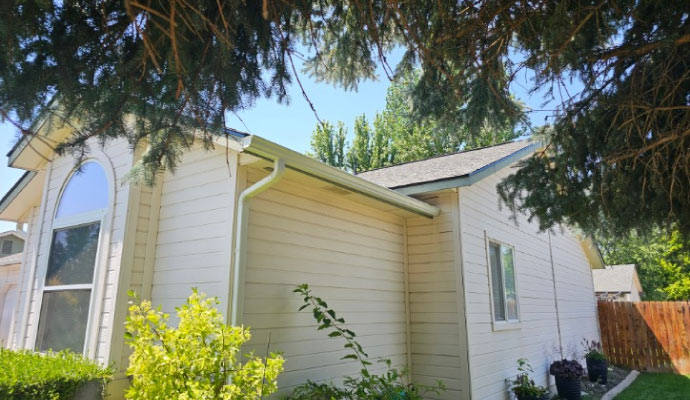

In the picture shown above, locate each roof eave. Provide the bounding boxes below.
[393,142,541,195]
[0,171,36,213]
[240,135,440,218]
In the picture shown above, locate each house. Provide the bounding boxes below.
[592,264,643,301]
[0,230,24,257]
[0,114,603,400]
[0,230,25,347]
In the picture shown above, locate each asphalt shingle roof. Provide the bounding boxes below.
[356,140,534,188]
[592,264,637,293]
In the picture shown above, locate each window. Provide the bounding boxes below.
[1,239,12,255]
[488,241,519,323]
[35,162,108,353]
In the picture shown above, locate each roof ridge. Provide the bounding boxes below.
[356,139,531,175]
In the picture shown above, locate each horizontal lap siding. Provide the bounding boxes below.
[406,192,469,400]
[151,148,237,316]
[242,168,407,394]
[459,168,599,400]
[10,206,38,349]
[550,231,599,356]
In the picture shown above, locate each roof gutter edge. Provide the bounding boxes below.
[240,135,440,218]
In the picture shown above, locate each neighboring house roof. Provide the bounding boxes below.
[0,252,22,266]
[0,230,25,241]
[592,264,643,294]
[357,140,538,194]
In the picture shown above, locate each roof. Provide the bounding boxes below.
[357,140,538,194]
[0,230,26,241]
[592,264,641,294]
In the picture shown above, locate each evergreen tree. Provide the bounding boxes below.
[1,1,689,234]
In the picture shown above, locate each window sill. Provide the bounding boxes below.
[492,321,522,331]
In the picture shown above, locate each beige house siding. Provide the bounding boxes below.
[0,260,21,347]
[9,206,39,349]
[150,147,238,316]
[241,166,409,394]
[406,191,469,400]
[458,167,599,400]
[12,138,134,363]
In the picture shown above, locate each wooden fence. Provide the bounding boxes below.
[597,301,690,374]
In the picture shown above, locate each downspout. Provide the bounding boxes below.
[229,158,285,326]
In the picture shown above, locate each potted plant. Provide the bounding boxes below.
[549,359,584,400]
[583,339,608,384]
[509,358,550,400]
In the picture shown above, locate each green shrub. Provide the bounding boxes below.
[0,348,111,400]
[286,284,445,400]
[125,288,284,400]
[583,338,607,361]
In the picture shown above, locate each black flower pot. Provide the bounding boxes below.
[516,394,550,400]
[586,358,608,384]
[555,375,581,400]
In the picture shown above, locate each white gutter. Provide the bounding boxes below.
[229,158,285,326]
[239,135,440,218]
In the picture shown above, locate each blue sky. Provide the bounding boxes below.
[0,50,572,231]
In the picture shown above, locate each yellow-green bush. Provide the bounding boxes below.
[125,289,284,400]
[0,348,111,400]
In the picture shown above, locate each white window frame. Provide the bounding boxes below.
[32,159,112,356]
[485,233,521,331]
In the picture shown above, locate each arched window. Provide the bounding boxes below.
[35,162,109,353]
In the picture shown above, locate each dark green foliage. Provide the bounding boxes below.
[288,284,445,400]
[0,348,111,400]
[509,358,549,399]
[597,227,690,300]
[582,339,606,362]
[1,0,689,234]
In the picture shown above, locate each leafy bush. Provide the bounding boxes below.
[549,359,584,379]
[0,348,111,400]
[582,339,607,361]
[509,358,549,399]
[125,289,284,400]
[286,284,445,400]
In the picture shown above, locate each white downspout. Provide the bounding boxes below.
[229,158,285,326]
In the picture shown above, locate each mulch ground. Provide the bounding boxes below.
[580,365,630,400]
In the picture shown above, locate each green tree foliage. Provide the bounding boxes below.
[307,121,347,169]
[598,228,690,300]
[125,289,284,400]
[310,71,520,172]
[1,1,689,233]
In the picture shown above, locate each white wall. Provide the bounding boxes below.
[150,146,237,316]
[9,206,38,349]
[406,191,470,400]
[0,262,20,347]
[458,166,599,400]
[241,167,409,395]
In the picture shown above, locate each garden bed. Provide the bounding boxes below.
[579,364,630,399]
